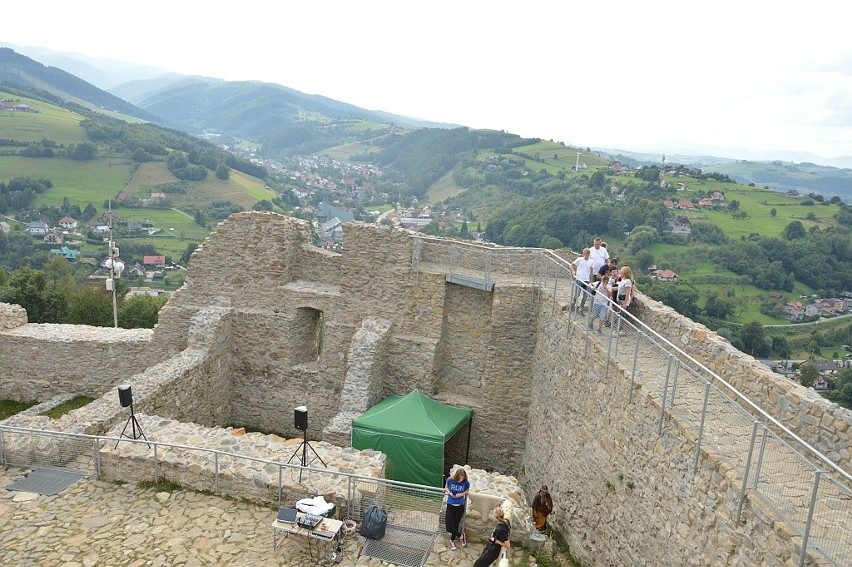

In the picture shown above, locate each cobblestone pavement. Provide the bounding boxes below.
[0,468,484,567]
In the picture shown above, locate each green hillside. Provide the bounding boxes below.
[703,159,852,202]
[0,88,273,263]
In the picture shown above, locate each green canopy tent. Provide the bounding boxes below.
[351,390,473,487]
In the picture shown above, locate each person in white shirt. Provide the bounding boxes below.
[589,237,609,280]
[570,248,595,311]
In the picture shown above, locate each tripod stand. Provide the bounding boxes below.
[115,403,148,448]
[287,428,326,482]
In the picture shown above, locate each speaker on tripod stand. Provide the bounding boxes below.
[287,406,326,481]
[115,385,148,448]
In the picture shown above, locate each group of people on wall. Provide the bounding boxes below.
[444,468,553,567]
[570,237,636,331]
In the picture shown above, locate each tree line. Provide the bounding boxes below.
[0,259,167,328]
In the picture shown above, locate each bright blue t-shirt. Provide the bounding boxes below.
[446,479,470,506]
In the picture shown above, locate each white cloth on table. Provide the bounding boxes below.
[295,495,334,515]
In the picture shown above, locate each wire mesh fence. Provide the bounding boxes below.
[0,425,447,561]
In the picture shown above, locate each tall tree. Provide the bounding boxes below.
[65,286,114,326]
[740,321,770,358]
[118,294,168,329]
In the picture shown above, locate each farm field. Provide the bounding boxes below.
[3,155,134,206]
[0,91,88,145]
[124,162,274,211]
[426,170,465,203]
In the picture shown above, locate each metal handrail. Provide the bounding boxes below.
[413,234,851,484]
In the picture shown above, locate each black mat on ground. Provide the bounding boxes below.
[361,525,436,567]
[6,466,85,496]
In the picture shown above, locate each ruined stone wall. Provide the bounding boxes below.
[640,298,852,473]
[0,319,156,402]
[1,212,847,565]
[436,284,540,473]
[523,302,812,566]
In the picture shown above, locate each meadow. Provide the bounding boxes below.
[0,90,88,145]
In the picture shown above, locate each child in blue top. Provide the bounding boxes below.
[445,467,470,550]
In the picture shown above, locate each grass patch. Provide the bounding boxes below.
[426,170,467,204]
[0,399,39,420]
[0,91,89,145]
[540,525,583,567]
[40,395,95,419]
[138,478,183,493]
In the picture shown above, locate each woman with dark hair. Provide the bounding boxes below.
[473,506,511,567]
[531,485,553,531]
[444,468,470,550]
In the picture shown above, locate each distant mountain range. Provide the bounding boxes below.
[1,43,851,198]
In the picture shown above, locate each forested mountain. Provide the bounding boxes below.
[129,77,456,156]
[0,48,157,121]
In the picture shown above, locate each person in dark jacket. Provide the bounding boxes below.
[531,485,553,531]
[473,506,511,567]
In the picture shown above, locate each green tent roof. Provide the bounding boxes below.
[351,389,472,486]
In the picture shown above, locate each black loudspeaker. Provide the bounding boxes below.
[118,385,133,408]
[294,406,308,431]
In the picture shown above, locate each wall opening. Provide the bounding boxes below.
[294,307,324,363]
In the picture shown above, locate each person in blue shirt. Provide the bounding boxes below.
[444,467,470,550]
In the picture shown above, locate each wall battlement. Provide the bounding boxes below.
[1,212,848,566]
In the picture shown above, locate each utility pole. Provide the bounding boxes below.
[106,200,124,328]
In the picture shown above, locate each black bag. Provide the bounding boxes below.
[360,505,387,539]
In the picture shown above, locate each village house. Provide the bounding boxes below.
[0,221,10,234]
[59,216,77,230]
[813,298,845,314]
[698,198,714,207]
[651,269,679,282]
[143,255,167,268]
[677,200,695,210]
[321,217,344,241]
[43,230,64,245]
[663,216,691,235]
[150,192,166,200]
[26,221,49,236]
[49,246,79,261]
[785,302,805,320]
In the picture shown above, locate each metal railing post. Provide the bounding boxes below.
[753,428,769,490]
[614,311,623,355]
[799,471,822,567]
[694,381,711,472]
[658,355,674,434]
[485,251,493,291]
[669,359,681,408]
[552,267,559,314]
[94,438,101,478]
[214,451,220,493]
[278,465,283,505]
[348,476,355,519]
[736,421,761,523]
[0,427,6,468]
[628,331,642,404]
[153,443,159,481]
[566,279,576,328]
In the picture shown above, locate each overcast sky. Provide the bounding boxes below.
[4,1,851,165]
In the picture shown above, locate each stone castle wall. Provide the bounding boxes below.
[0,323,157,402]
[641,299,851,472]
[524,305,812,566]
[0,212,849,565]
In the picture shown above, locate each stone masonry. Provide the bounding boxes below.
[0,211,849,566]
